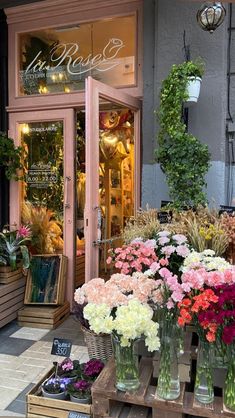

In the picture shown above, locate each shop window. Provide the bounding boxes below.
[19,15,136,96]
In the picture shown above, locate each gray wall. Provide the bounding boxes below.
[142,0,228,209]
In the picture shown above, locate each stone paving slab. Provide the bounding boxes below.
[10,327,49,341]
[0,316,88,414]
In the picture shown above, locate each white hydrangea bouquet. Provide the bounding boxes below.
[181,249,231,273]
[83,299,160,352]
[78,280,160,392]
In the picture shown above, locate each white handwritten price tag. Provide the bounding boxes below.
[51,338,72,357]
[68,412,91,418]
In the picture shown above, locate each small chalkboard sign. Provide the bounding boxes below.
[158,211,172,224]
[161,200,172,208]
[68,412,91,418]
[219,205,235,216]
[51,338,72,357]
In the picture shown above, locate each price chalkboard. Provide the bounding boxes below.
[68,412,91,418]
[219,205,235,216]
[161,200,172,208]
[157,211,172,224]
[51,338,72,357]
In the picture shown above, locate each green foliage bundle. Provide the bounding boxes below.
[0,132,23,180]
[155,60,211,210]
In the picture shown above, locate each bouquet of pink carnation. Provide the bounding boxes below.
[106,240,159,274]
[74,273,164,311]
[153,231,190,276]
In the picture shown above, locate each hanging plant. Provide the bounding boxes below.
[0,132,23,180]
[155,60,211,210]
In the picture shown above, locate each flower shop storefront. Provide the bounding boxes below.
[5,0,143,304]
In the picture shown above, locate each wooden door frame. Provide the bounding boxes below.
[85,76,141,281]
[8,109,76,306]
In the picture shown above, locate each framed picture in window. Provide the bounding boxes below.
[24,254,67,305]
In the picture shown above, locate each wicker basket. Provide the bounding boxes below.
[81,325,113,363]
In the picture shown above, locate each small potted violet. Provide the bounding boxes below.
[66,380,92,404]
[41,377,67,400]
[57,358,82,383]
[82,359,104,381]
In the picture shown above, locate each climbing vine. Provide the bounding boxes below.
[155,60,211,209]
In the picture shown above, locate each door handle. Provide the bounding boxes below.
[64,176,71,209]
[92,206,102,245]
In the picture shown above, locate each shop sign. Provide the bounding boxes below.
[21,38,125,81]
[26,162,58,189]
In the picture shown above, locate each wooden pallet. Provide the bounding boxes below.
[75,254,85,287]
[18,301,70,329]
[0,265,23,284]
[0,276,26,328]
[92,355,233,418]
[27,367,92,418]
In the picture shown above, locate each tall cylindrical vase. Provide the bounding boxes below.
[156,320,180,400]
[194,338,214,404]
[224,346,235,411]
[112,334,140,392]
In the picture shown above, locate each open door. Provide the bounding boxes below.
[85,76,141,281]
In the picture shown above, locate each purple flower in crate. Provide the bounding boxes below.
[74,380,91,391]
[61,358,74,371]
[83,359,104,378]
[43,377,66,394]
[67,379,91,399]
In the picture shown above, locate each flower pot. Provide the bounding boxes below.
[69,394,91,404]
[41,386,66,400]
[185,77,201,105]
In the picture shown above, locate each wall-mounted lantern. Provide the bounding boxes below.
[197,2,226,33]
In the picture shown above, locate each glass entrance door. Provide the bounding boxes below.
[85,77,141,280]
[9,109,75,304]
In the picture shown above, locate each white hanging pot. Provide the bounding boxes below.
[185,76,202,105]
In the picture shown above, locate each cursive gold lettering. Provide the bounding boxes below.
[24,39,125,77]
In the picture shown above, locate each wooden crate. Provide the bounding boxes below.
[92,355,232,418]
[27,367,92,418]
[24,254,67,305]
[18,301,70,329]
[0,276,26,328]
[0,265,23,284]
[75,255,85,288]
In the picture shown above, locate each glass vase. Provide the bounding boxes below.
[224,346,235,411]
[112,334,140,392]
[156,320,180,400]
[194,338,214,404]
[212,341,227,369]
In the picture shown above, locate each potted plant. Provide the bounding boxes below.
[41,377,67,400]
[0,226,31,283]
[66,379,92,404]
[82,359,104,381]
[57,358,82,382]
[183,59,205,105]
[155,59,211,210]
[0,132,23,180]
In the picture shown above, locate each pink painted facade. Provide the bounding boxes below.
[5,0,143,306]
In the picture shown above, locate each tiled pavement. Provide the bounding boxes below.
[0,315,88,417]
